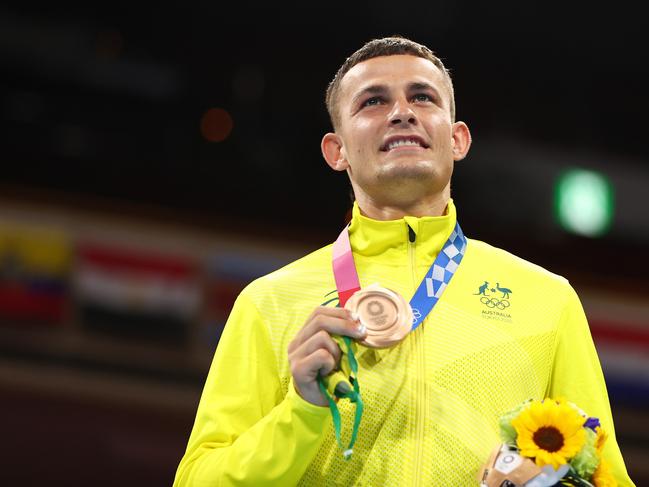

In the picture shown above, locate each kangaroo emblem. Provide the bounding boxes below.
[474,281,490,296]
[496,283,512,299]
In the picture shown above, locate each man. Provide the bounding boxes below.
[174,37,634,485]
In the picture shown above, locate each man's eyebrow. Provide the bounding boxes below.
[408,82,441,99]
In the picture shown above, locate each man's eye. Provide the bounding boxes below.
[362,97,382,107]
[413,93,433,103]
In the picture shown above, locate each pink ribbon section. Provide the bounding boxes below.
[332,225,361,307]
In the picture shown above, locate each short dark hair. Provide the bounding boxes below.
[325,36,455,130]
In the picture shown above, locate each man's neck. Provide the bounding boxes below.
[355,191,450,221]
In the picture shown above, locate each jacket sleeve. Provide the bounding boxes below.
[547,284,635,486]
[173,291,330,486]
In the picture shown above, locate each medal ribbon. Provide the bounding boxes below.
[319,225,364,459]
[317,335,363,460]
[321,219,467,459]
[333,221,467,328]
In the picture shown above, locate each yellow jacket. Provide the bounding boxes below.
[174,200,634,486]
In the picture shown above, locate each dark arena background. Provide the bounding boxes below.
[1,2,648,485]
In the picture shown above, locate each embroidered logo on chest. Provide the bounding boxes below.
[473,280,513,323]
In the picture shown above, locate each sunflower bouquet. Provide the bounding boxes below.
[478,398,616,487]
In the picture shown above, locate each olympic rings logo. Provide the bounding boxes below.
[480,297,510,310]
[412,308,422,323]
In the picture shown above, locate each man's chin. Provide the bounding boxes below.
[376,161,446,182]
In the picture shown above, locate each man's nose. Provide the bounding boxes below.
[389,99,417,125]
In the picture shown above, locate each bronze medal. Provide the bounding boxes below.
[344,283,413,348]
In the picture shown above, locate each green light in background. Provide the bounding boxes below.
[554,168,614,237]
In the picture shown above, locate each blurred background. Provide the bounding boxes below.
[1,2,647,485]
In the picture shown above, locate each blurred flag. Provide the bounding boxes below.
[0,223,71,326]
[75,241,201,341]
[591,318,649,407]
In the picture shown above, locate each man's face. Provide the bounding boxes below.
[331,54,464,201]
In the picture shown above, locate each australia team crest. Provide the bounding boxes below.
[474,280,513,322]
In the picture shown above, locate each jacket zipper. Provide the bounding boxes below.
[407,224,425,487]
[408,225,417,287]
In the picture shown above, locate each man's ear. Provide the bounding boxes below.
[321,132,349,171]
[451,121,472,161]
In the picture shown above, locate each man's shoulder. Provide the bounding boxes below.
[466,237,570,288]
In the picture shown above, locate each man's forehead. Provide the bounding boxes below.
[340,54,446,98]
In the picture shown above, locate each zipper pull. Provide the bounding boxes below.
[407,224,416,243]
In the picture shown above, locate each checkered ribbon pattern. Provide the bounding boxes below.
[410,223,466,329]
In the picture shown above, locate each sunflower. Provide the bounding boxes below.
[592,457,617,487]
[511,399,586,470]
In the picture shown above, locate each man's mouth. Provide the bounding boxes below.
[380,136,429,151]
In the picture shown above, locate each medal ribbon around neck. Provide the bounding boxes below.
[333,220,467,328]
[319,218,467,459]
